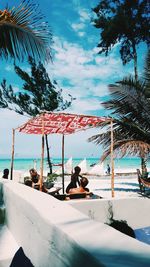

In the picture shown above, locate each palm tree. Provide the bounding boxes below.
[0,0,52,62]
[0,57,73,173]
[92,0,149,81]
[89,51,150,173]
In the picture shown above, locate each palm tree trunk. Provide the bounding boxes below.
[45,134,53,174]
[132,42,138,82]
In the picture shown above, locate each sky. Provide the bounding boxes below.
[0,0,148,159]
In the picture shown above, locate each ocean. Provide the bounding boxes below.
[0,157,149,173]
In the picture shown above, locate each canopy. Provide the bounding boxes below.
[17,112,108,135]
[11,112,114,197]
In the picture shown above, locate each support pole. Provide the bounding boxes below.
[62,134,65,194]
[110,119,115,197]
[10,129,15,180]
[40,117,45,191]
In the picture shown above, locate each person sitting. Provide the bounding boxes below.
[29,168,48,193]
[66,166,82,193]
[69,177,89,194]
[29,168,40,184]
[2,168,9,179]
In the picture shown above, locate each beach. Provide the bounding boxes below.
[1,157,148,199]
[1,171,142,199]
[54,174,141,199]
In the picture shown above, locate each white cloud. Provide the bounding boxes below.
[45,36,133,116]
[49,37,126,99]
[66,98,103,114]
[71,22,85,31]
[5,65,13,72]
[70,7,90,37]
[78,9,90,22]
[78,32,85,37]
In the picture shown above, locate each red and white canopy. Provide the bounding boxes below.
[17,112,109,135]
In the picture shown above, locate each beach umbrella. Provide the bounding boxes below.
[12,112,113,194]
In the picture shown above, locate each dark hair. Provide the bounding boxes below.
[2,168,9,178]
[3,168,9,174]
[29,168,36,173]
[74,166,81,174]
[80,177,88,188]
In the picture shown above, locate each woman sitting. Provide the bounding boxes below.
[66,166,82,193]
[69,177,89,194]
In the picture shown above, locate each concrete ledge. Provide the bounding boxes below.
[1,180,150,267]
[70,197,150,229]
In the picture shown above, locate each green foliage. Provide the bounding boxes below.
[0,57,72,115]
[92,0,149,77]
[24,176,30,183]
[89,51,150,162]
[0,57,74,174]
[47,173,58,183]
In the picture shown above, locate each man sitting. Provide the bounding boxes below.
[29,168,40,185]
[28,168,48,193]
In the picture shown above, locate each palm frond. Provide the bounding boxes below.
[89,51,150,163]
[0,0,52,62]
[103,76,150,131]
[101,140,150,162]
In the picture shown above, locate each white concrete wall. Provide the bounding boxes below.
[70,197,150,229]
[1,180,150,267]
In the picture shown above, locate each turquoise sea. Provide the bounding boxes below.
[0,157,150,172]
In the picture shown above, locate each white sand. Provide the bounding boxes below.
[54,173,143,199]
[2,170,147,199]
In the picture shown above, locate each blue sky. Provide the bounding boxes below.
[0,0,148,159]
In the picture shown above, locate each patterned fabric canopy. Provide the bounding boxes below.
[17,112,109,135]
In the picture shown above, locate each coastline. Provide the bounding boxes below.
[0,157,149,199]
[0,157,150,173]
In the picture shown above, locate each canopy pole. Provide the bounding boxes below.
[110,119,115,197]
[40,117,45,191]
[10,129,15,180]
[62,134,65,194]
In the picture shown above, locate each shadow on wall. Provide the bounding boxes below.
[107,219,135,238]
